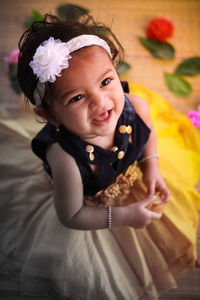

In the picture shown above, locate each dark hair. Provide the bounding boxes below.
[18,12,124,118]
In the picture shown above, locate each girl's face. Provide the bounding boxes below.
[51,46,125,145]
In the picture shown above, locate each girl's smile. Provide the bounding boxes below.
[91,109,112,126]
[51,46,125,147]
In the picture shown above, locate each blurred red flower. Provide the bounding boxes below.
[146,18,174,43]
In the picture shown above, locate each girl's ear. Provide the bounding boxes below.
[34,106,47,120]
[33,106,60,128]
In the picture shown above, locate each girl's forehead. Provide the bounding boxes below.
[70,45,112,64]
[53,46,115,94]
[56,46,113,81]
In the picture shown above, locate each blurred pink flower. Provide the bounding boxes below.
[4,49,20,71]
[4,48,21,94]
[187,108,200,128]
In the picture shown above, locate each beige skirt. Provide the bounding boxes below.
[0,103,199,300]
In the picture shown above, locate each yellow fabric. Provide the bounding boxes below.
[129,82,200,183]
[130,82,200,259]
[0,83,200,299]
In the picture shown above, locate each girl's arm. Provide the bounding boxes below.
[46,143,162,230]
[127,94,157,159]
[128,94,170,203]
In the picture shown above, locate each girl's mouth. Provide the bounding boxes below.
[92,110,112,125]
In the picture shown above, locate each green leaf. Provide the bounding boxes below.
[10,78,21,95]
[57,4,89,21]
[140,37,175,60]
[175,57,200,76]
[9,64,18,79]
[164,72,192,97]
[94,27,109,36]
[117,62,131,75]
[24,9,44,28]
[8,65,21,94]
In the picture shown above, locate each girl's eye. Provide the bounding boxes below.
[69,94,84,103]
[101,78,111,87]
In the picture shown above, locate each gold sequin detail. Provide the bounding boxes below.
[146,197,164,213]
[84,162,143,207]
[119,125,132,134]
[111,146,118,152]
[118,151,125,159]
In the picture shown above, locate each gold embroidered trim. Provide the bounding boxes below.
[85,162,142,207]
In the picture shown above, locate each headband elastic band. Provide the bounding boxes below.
[30,34,112,106]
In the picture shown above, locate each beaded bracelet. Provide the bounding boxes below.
[139,153,159,165]
[108,205,112,230]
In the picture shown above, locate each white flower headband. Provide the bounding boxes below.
[29,34,112,106]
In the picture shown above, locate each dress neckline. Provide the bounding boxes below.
[58,95,135,166]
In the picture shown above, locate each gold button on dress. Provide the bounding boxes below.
[86,145,95,161]
[119,125,127,134]
[111,146,118,152]
[86,145,94,153]
[119,125,132,134]
[118,151,125,159]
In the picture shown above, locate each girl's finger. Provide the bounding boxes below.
[160,187,171,203]
[147,182,156,196]
[141,195,157,206]
[149,210,163,220]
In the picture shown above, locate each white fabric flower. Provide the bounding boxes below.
[29,37,72,83]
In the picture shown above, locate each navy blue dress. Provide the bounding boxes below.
[32,82,150,196]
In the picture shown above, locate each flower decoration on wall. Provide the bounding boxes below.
[4,49,21,95]
[146,17,174,43]
[140,17,175,60]
[139,17,200,129]
[140,17,200,100]
[187,106,200,128]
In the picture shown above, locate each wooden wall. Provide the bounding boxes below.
[0,0,200,117]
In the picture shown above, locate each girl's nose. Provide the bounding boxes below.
[89,93,107,110]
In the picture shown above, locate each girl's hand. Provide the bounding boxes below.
[142,164,171,204]
[125,195,163,229]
